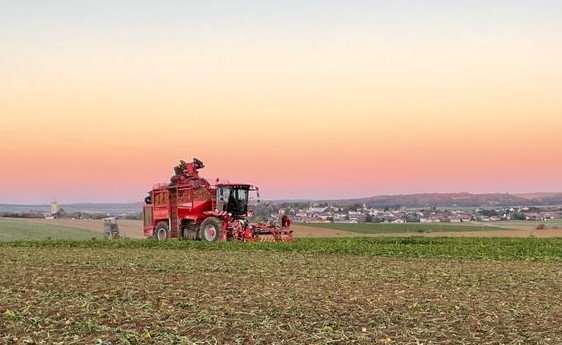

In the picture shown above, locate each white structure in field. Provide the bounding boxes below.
[50,201,60,215]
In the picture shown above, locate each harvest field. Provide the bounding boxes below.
[1,238,561,344]
[301,221,562,238]
[301,222,507,234]
[5,216,562,241]
[0,217,102,241]
[495,219,562,230]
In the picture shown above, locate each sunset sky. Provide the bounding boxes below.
[1,1,561,203]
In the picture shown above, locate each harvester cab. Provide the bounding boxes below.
[216,184,257,216]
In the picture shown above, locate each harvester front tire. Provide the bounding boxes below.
[199,217,222,242]
[154,221,169,241]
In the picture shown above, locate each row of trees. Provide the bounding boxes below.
[1,211,142,220]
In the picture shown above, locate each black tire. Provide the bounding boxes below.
[199,217,222,242]
[181,222,199,240]
[153,221,169,241]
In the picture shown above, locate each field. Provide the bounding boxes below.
[7,218,562,241]
[495,219,562,230]
[1,238,561,344]
[0,218,102,241]
[1,219,561,344]
[301,221,562,238]
[301,222,507,234]
[3,237,561,260]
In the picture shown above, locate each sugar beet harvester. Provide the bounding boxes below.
[142,158,293,242]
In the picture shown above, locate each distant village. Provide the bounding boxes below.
[2,201,562,225]
[268,203,562,224]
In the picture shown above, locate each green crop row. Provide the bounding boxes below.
[1,237,560,260]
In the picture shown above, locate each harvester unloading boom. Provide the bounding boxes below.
[142,158,292,242]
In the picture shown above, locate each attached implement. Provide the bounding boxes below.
[142,158,293,242]
[103,217,120,239]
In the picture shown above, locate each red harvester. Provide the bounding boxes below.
[142,158,293,242]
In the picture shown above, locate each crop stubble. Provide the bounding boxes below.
[1,245,561,344]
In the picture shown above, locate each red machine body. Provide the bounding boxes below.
[142,158,292,242]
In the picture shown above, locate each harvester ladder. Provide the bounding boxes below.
[168,187,179,237]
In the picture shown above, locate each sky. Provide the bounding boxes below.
[1,0,561,203]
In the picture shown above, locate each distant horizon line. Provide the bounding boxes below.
[2,191,562,205]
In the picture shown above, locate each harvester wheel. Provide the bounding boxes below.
[199,217,222,242]
[154,221,169,241]
[182,223,199,240]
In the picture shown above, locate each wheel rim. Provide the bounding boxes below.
[157,228,166,240]
[204,225,216,240]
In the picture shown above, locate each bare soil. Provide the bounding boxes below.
[1,247,560,344]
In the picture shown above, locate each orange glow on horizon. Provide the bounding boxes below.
[1,2,561,202]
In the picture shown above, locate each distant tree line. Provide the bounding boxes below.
[0,212,44,219]
[1,211,142,220]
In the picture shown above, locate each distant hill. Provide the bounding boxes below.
[2,192,562,214]
[0,203,142,215]
[320,192,562,208]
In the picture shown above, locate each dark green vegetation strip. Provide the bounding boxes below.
[1,247,561,344]
[1,237,561,260]
[301,222,509,234]
[0,217,102,241]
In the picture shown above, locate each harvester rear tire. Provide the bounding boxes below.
[199,217,222,242]
[154,221,169,241]
[181,223,199,240]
